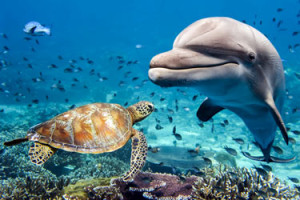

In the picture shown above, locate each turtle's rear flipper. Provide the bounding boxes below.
[4,138,28,146]
[242,151,296,163]
[29,143,57,165]
[123,130,147,182]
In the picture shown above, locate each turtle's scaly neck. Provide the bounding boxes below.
[127,106,139,125]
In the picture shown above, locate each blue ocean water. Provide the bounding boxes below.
[1,0,300,198]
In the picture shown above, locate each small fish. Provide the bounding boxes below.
[35,39,39,44]
[232,137,244,145]
[272,18,276,22]
[32,99,39,104]
[23,57,28,61]
[48,64,58,69]
[64,68,73,73]
[0,108,4,112]
[150,92,155,97]
[27,64,33,69]
[87,60,94,65]
[124,102,128,106]
[174,133,182,140]
[155,124,163,130]
[132,77,139,81]
[58,55,63,60]
[1,33,8,39]
[69,104,76,109]
[160,97,165,101]
[253,166,268,177]
[277,8,283,12]
[291,130,300,135]
[167,115,173,123]
[260,164,272,172]
[220,122,226,127]
[272,145,283,154]
[65,99,69,103]
[288,137,296,144]
[3,46,9,51]
[288,177,299,183]
[155,118,161,123]
[277,20,283,28]
[202,157,212,166]
[294,44,300,49]
[148,146,160,153]
[224,119,229,125]
[24,37,32,40]
[172,126,176,134]
[293,32,299,36]
[46,95,48,100]
[31,47,35,52]
[198,122,204,128]
[224,146,237,156]
[192,95,198,101]
[158,162,164,166]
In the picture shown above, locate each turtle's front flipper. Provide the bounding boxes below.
[29,142,57,165]
[123,129,147,182]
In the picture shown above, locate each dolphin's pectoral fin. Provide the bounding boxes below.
[242,151,296,163]
[270,156,296,163]
[242,151,265,161]
[197,98,224,122]
[265,98,289,145]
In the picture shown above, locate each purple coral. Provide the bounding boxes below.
[92,172,199,200]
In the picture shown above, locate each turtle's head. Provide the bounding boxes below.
[127,101,154,124]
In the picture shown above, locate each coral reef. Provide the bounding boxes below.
[84,172,199,200]
[63,177,112,199]
[65,165,300,200]
[192,165,300,200]
[0,175,69,200]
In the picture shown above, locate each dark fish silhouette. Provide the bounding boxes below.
[288,177,299,183]
[155,124,163,130]
[260,164,272,172]
[277,8,283,12]
[168,115,173,123]
[192,95,198,101]
[148,146,160,153]
[291,130,300,135]
[58,55,63,60]
[32,99,39,104]
[253,166,268,177]
[272,146,283,154]
[224,146,237,156]
[293,32,299,36]
[232,137,244,145]
[202,157,212,166]
[69,104,76,109]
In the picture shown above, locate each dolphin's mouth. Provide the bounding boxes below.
[149,61,238,70]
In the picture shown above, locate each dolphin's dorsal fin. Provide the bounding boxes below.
[29,26,37,34]
[197,98,224,121]
[265,97,289,145]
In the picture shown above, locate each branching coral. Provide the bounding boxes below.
[0,175,70,199]
[192,165,300,200]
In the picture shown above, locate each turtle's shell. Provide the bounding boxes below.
[27,103,133,153]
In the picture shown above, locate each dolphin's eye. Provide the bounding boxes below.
[248,52,256,61]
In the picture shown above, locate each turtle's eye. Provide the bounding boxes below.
[147,104,154,112]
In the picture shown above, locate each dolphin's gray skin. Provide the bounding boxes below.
[149,17,295,163]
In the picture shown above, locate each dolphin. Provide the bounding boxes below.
[23,21,51,36]
[148,17,295,163]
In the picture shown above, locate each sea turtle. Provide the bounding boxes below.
[4,101,154,181]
